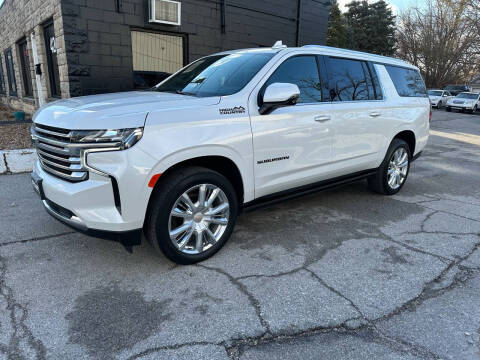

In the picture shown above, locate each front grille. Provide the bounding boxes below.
[32,124,88,182]
[453,100,464,104]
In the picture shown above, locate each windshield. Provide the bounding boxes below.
[428,90,443,97]
[456,93,479,99]
[154,52,275,97]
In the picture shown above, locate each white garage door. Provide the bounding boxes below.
[131,30,183,74]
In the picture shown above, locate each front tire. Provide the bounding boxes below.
[368,139,411,195]
[446,107,451,112]
[145,167,238,264]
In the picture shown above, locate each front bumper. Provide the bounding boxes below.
[447,103,474,110]
[32,143,157,242]
[32,166,144,247]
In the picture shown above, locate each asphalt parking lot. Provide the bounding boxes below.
[1,109,480,360]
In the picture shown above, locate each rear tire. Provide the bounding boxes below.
[368,139,411,195]
[145,166,238,264]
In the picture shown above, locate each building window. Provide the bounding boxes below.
[4,48,17,97]
[18,38,33,97]
[0,55,6,94]
[131,30,184,89]
[43,20,61,97]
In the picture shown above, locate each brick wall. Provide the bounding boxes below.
[63,0,330,97]
[0,0,69,113]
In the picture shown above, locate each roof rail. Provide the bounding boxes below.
[302,45,409,64]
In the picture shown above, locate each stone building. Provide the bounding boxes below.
[0,0,330,113]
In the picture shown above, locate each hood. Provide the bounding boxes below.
[33,91,221,130]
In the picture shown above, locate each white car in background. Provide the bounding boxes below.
[428,89,453,108]
[446,92,480,113]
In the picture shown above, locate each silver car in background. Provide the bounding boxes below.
[446,92,480,113]
[428,90,453,108]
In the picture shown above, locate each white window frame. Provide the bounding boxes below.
[149,0,182,26]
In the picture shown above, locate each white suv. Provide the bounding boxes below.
[428,89,453,108]
[445,92,480,113]
[31,43,430,264]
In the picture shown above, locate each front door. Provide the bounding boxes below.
[249,55,334,198]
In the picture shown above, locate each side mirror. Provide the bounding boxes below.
[259,83,300,115]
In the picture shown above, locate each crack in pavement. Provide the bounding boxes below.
[381,206,480,263]
[416,196,480,208]
[302,269,441,360]
[0,231,76,248]
[371,242,480,325]
[2,153,11,174]
[72,192,480,360]
[126,245,478,360]
[196,263,272,336]
[0,255,47,359]
[125,341,219,360]
[419,206,480,224]
[381,235,452,263]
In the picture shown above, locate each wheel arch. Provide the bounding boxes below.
[393,130,416,156]
[144,154,247,229]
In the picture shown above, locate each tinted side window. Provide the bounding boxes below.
[326,57,370,101]
[264,56,322,103]
[385,65,427,97]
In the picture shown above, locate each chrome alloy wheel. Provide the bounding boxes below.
[168,184,230,255]
[387,148,409,190]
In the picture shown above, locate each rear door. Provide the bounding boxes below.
[325,56,386,173]
[249,54,334,198]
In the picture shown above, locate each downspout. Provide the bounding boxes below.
[295,0,302,46]
[30,32,45,107]
[221,0,226,34]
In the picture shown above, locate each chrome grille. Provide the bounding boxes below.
[31,124,88,182]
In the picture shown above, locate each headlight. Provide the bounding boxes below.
[70,128,143,149]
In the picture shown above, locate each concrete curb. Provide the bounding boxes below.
[0,148,36,174]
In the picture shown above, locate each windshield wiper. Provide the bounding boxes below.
[175,90,196,96]
[191,78,206,84]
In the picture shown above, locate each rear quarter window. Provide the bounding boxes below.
[385,65,427,98]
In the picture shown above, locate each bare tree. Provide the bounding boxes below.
[397,0,480,88]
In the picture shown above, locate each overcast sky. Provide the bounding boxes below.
[336,0,424,15]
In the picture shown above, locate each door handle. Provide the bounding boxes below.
[369,112,381,118]
[314,115,331,122]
